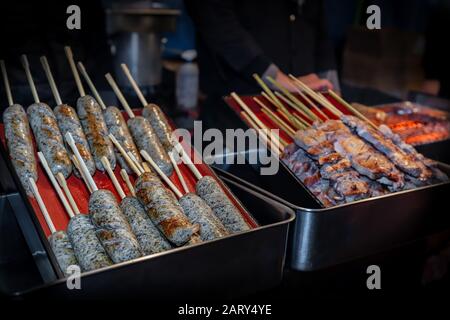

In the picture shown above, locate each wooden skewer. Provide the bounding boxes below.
[276,106,307,130]
[120,169,135,197]
[254,97,296,137]
[127,151,144,174]
[108,134,141,176]
[231,92,285,149]
[142,162,151,173]
[66,132,98,192]
[71,155,93,194]
[169,151,190,194]
[29,178,57,234]
[241,111,281,156]
[174,143,203,180]
[266,76,320,122]
[38,152,75,218]
[292,113,311,129]
[56,172,80,215]
[101,156,126,199]
[140,150,183,198]
[64,46,85,97]
[327,89,379,130]
[120,63,148,107]
[40,56,63,106]
[77,62,106,110]
[274,92,312,126]
[0,60,14,106]
[21,55,40,103]
[261,91,301,129]
[105,73,135,119]
[317,92,344,118]
[288,75,342,118]
[252,74,284,110]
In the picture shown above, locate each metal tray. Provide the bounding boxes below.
[0,142,294,299]
[212,152,450,272]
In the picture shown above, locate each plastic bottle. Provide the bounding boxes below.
[176,50,199,110]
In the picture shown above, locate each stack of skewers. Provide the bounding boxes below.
[0,48,254,277]
[229,74,449,208]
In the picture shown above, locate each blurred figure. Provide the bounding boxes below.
[422,0,450,99]
[185,0,337,128]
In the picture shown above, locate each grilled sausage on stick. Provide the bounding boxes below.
[40,56,95,176]
[1,60,38,196]
[105,73,173,176]
[66,132,142,264]
[77,61,141,174]
[64,46,116,172]
[21,55,72,178]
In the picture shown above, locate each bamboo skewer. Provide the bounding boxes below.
[101,156,126,199]
[40,56,63,106]
[0,60,14,106]
[71,154,93,193]
[169,151,190,194]
[120,64,148,107]
[128,151,144,174]
[327,90,379,129]
[252,74,284,110]
[142,162,151,173]
[174,143,203,180]
[241,111,281,156]
[56,172,80,215]
[274,91,314,125]
[254,97,295,137]
[21,55,40,103]
[66,132,98,192]
[231,92,287,150]
[108,134,141,176]
[38,152,75,218]
[77,62,107,110]
[260,91,302,130]
[29,178,57,234]
[120,169,135,197]
[105,73,135,119]
[140,150,183,198]
[317,92,344,117]
[266,76,320,122]
[64,46,85,97]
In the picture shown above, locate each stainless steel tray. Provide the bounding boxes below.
[212,154,450,271]
[0,142,294,300]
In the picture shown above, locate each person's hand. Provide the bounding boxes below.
[274,71,333,92]
[420,79,440,96]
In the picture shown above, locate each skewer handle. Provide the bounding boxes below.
[174,143,203,180]
[120,169,135,197]
[120,63,148,107]
[66,132,98,192]
[71,155,93,194]
[29,178,56,234]
[64,46,85,97]
[40,56,63,105]
[56,172,80,215]
[21,55,40,103]
[109,134,142,176]
[127,151,145,174]
[101,156,126,200]
[38,152,75,218]
[0,60,14,106]
[77,62,106,110]
[169,151,190,194]
[105,73,135,119]
[140,150,183,198]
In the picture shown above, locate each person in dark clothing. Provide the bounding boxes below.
[422,0,450,99]
[185,0,337,129]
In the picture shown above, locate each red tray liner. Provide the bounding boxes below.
[1,108,257,238]
[224,92,352,144]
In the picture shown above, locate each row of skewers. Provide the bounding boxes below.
[1,47,252,276]
[230,74,448,207]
